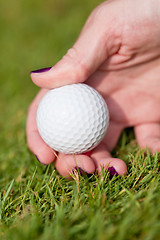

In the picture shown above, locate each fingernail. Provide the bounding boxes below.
[72,167,85,175]
[35,155,48,165]
[108,167,119,177]
[72,167,93,177]
[31,67,52,74]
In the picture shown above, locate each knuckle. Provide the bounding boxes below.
[63,47,89,82]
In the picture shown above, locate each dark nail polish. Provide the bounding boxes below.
[108,167,119,177]
[31,67,52,74]
[35,155,48,165]
[72,167,92,177]
[72,167,85,175]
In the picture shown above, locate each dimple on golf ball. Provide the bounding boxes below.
[36,83,109,154]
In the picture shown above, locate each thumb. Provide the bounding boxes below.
[31,3,121,89]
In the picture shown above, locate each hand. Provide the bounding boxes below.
[27,0,160,178]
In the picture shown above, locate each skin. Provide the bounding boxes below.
[27,0,160,178]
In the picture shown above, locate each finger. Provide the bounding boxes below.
[55,153,96,178]
[134,123,160,153]
[26,89,56,164]
[30,3,121,89]
[91,143,128,176]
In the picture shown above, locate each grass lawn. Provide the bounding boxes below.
[0,0,160,239]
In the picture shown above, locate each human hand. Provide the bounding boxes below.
[27,0,160,178]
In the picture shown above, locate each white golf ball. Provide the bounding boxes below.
[36,83,109,154]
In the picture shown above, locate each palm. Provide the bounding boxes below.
[86,53,160,153]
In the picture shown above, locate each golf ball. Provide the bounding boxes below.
[36,83,109,154]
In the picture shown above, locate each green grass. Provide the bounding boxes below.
[0,0,160,239]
